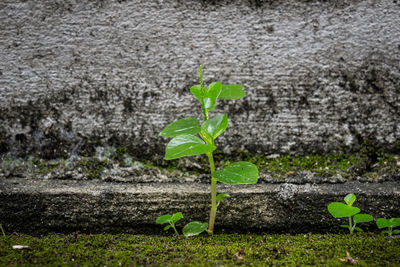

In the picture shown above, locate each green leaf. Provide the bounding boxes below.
[216,193,230,202]
[340,225,350,229]
[344,193,356,206]
[159,118,201,138]
[327,202,360,218]
[201,114,228,140]
[218,84,246,100]
[164,135,216,160]
[354,227,363,232]
[376,218,390,229]
[381,230,390,234]
[353,214,373,224]
[392,229,400,234]
[214,161,258,185]
[156,214,171,224]
[163,225,172,231]
[171,212,183,224]
[203,82,222,111]
[388,218,400,228]
[182,221,208,237]
[190,85,202,103]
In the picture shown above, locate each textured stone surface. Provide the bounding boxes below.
[1,178,399,234]
[0,0,399,159]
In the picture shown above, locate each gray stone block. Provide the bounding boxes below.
[1,178,399,234]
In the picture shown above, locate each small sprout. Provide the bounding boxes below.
[327,193,373,234]
[182,221,208,237]
[156,212,183,235]
[216,193,230,207]
[376,218,400,236]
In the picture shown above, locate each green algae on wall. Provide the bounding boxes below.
[1,147,399,181]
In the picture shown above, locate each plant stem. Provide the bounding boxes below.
[199,65,215,233]
[199,65,203,91]
[171,223,179,236]
[207,152,217,234]
[0,224,5,237]
[349,217,353,234]
[199,65,209,121]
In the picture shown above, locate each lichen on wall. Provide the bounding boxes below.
[0,0,399,160]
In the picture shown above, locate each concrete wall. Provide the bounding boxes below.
[1,0,399,159]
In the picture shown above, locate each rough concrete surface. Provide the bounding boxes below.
[1,178,399,234]
[0,0,399,159]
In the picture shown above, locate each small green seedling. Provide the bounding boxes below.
[328,193,373,234]
[159,66,258,235]
[376,218,400,236]
[156,212,183,235]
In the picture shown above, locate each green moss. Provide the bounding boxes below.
[115,147,128,157]
[79,158,110,179]
[30,158,60,174]
[1,147,398,180]
[0,233,399,266]
[213,152,366,177]
[1,157,13,170]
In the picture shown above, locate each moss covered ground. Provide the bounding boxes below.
[0,233,399,266]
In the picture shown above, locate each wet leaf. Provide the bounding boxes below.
[164,135,216,160]
[328,202,360,218]
[377,218,400,229]
[190,85,202,103]
[214,161,258,184]
[159,117,200,138]
[203,82,222,111]
[201,114,228,140]
[218,84,245,100]
[216,193,230,202]
[353,214,373,224]
[389,218,400,228]
[344,193,356,206]
[171,212,183,223]
[182,221,208,237]
[156,214,171,224]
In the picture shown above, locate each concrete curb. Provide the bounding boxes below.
[1,179,399,235]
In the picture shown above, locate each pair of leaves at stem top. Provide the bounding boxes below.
[156,212,208,237]
[376,218,400,236]
[328,193,373,233]
[190,83,245,112]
